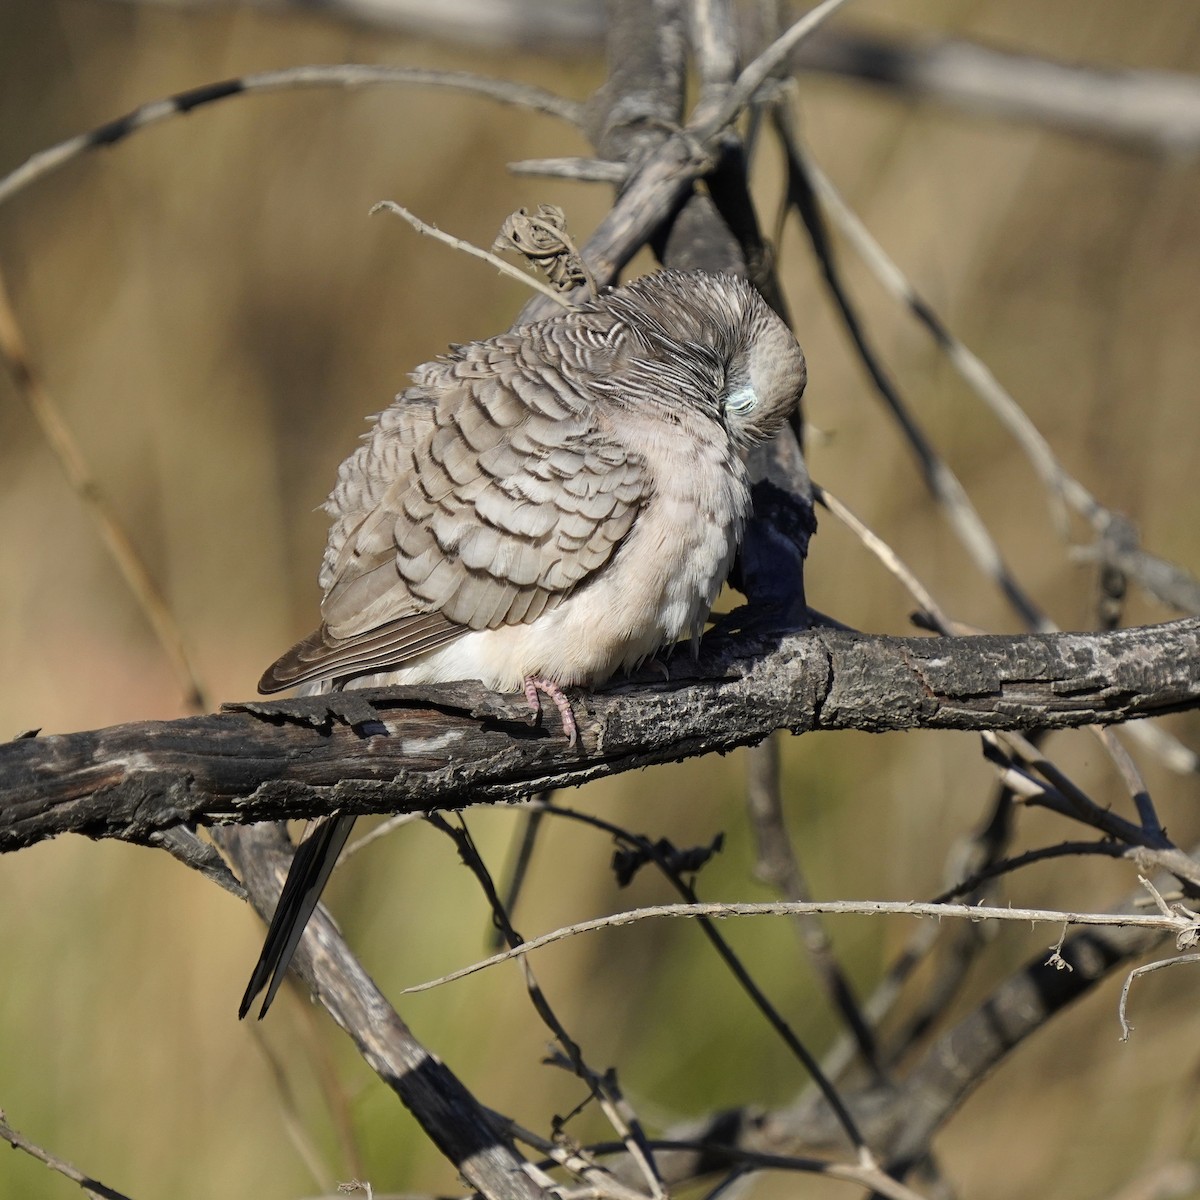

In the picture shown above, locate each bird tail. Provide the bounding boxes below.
[239,813,358,1020]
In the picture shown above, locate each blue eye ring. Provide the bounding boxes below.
[724,384,758,416]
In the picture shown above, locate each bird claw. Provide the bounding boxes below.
[523,676,578,746]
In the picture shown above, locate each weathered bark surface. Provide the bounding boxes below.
[4,618,1197,853]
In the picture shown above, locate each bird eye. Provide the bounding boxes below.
[724,385,758,416]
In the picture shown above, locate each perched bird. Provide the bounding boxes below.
[240,269,807,1018]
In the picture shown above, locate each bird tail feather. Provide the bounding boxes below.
[239,813,358,1019]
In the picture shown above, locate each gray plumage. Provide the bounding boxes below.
[241,269,807,1018]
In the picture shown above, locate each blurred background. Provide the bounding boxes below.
[2,1,1199,1197]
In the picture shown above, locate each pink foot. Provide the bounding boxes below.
[523,676,578,747]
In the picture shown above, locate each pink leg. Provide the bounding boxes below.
[523,676,578,747]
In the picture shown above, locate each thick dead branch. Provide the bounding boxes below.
[90,5,1200,157]
[219,824,550,1200]
[3,619,1198,853]
[791,27,1200,157]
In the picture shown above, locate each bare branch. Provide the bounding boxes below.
[370,202,573,308]
[399,898,1197,995]
[0,1111,136,1200]
[217,824,550,1200]
[801,151,1200,617]
[791,27,1200,157]
[0,66,582,209]
[4,619,1198,852]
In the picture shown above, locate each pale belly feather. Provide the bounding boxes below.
[347,440,750,693]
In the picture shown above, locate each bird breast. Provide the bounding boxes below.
[345,412,749,694]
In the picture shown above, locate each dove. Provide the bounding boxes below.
[239,269,807,1018]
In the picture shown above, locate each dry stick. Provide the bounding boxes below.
[801,152,1200,618]
[601,1139,932,1200]
[490,795,552,952]
[0,65,583,209]
[495,1113,651,1200]
[744,738,884,1081]
[339,812,425,866]
[518,798,872,1161]
[370,202,573,308]
[1117,878,1200,1042]
[7,619,1200,853]
[218,823,550,1200]
[775,105,1048,633]
[427,814,665,1200]
[818,486,1174,842]
[144,824,244,895]
[0,1110,135,1200]
[1095,726,1165,839]
[508,157,628,184]
[814,486,952,634]
[107,0,608,52]
[988,730,1196,882]
[1121,953,1200,1042]
[399,900,1196,995]
[0,267,208,713]
[930,840,1130,905]
[687,0,739,129]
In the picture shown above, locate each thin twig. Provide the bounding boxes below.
[371,202,573,309]
[495,1112,651,1200]
[774,102,1048,631]
[427,814,665,1200]
[490,795,552,951]
[1094,727,1165,839]
[801,149,1200,618]
[0,266,208,712]
[814,485,954,634]
[585,1137,936,1200]
[930,840,1130,904]
[508,157,628,183]
[744,732,883,1080]
[339,812,424,866]
[0,1111,136,1200]
[0,65,583,208]
[1118,953,1200,1041]
[515,799,873,1159]
[401,898,1198,995]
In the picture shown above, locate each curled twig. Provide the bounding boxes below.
[371,201,573,307]
[493,205,598,299]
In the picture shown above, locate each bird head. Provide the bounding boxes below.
[596,270,807,451]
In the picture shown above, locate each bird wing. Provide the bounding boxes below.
[259,345,649,693]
